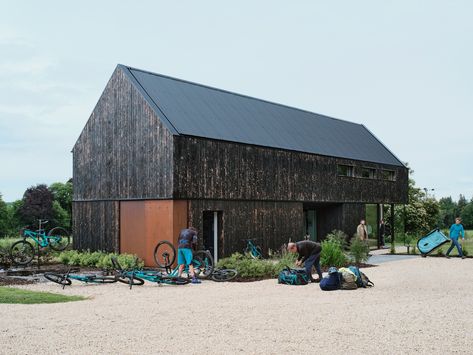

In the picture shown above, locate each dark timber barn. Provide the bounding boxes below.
[73,64,408,265]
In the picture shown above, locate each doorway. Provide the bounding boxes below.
[304,209,317,241]
[202,211,223,263]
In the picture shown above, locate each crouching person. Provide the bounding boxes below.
[287,241,323,283]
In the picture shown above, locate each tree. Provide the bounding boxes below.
[461,200,473,229]
[18,184,55,227]
[438,197,457,228]
[457,194,468,218]
[0,193,9,237]
[49,180,73,228]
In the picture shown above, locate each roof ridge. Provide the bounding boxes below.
[121,64,362,127]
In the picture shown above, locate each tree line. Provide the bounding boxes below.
[0,180,72,238]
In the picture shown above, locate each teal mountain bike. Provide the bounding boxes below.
[11,220,71,265]
[243,239,263,259]
[44,268,118,289]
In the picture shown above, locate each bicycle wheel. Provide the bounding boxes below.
[192,250,214,279]
[87,276,117,284]
[116,274,145,286]
[160,276,190,285]
[10,240,35,265]
[48,227,71,251]
[211,269,238,282]
[153,241,176,268]
[44,272,72,286]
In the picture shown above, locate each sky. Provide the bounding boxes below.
[0,1,472,202]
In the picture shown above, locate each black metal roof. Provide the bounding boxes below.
[121,65,404,167]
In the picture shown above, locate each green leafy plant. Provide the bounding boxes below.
[55,250,143,269]
[321,239,347,267]
[349,238,370,264]
[436,248,444,256]
[325,230,349,249]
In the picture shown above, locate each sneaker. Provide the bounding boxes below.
[446,255,450,259]
[191,277,201,284]
[462,256,466,259]
[312,278,321,283]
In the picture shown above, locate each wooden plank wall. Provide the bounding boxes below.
[174,137,408,204]
[188,200,304,257]
[72,201,119,252]
[73,66,174,201]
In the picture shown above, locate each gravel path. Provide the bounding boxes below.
[1,257,472,354]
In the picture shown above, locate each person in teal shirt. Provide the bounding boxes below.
[446,217,465,259]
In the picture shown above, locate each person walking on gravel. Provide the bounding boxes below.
[177,227,201,283]
[446,217,466,259]
[287,241,323,283]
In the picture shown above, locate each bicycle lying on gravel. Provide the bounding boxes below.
[111,257,189,289]
[154,241,215,279]
[44,268,118,289]
[11,220,70,265]
[210,268,238,282]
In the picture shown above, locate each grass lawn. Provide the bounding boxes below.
[0,286,86,304]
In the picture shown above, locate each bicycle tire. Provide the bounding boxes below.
[44,272,72,286]
[48,227,71,251]
[211,269,238,282]
[192,250,214,279]
[86,276,117,284]
[160,276,190,285]
[10,240,35,265]
[116,275,145,286]
[153,240,176,268]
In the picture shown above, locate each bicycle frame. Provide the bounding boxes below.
[22,229,59,248]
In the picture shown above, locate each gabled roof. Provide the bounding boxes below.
[120,64,404,167]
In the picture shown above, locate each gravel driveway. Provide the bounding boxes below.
[1,257,472,354]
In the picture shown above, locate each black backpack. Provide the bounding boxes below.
[278,267,309,285]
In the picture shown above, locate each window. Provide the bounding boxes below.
[360,167,376,179]
[337,164,354,177]
[380,169,396,181]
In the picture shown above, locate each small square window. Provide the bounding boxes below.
[380,169,396,181]
[337,165,354,177]
[361,168,376,179]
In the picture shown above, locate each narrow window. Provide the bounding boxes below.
[337,164,354,177]
[380,169,396,181]
[361,167,376,179]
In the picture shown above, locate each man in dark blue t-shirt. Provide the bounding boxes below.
[177,227,201,284]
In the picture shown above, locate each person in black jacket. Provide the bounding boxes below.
[287,241,323,283]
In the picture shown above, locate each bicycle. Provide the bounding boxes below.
[11,220,71,265]
[111,257,189,289]
[44,267,117,289]
[153,241,215,279]
[243,239,263,259]
[211,268,238,282]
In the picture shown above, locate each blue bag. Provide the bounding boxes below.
[319,267,341,291]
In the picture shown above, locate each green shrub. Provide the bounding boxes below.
[54,250,143,269]
[349,238,370,264]
[217,252,279,279]
[321,240,347,267]
[462,246,468,257]
[436,248,444,256]
[325,230,349,249]
[390,236,396,254]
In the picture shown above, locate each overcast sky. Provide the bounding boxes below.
[0,1,472,202]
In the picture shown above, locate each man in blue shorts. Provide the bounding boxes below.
[178,226,201,284]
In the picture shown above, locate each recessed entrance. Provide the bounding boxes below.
[202,211,223,263]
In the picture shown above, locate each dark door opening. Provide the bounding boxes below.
[202,211,223,262]
[303,209,317,241]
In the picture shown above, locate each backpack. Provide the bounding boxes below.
[319,268,341,291]
[338,267,358,290]
[348,266,374,288]
[278,267,309,285]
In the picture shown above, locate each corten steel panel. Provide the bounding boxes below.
[120,200,188,266]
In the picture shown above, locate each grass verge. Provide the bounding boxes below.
[0,286,86,304]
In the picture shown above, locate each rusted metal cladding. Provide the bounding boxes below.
[120,200,187,266]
